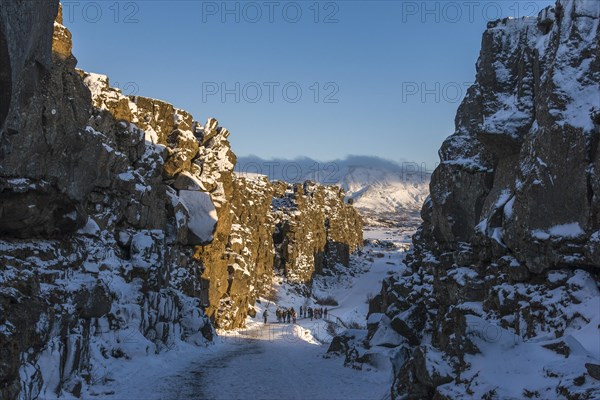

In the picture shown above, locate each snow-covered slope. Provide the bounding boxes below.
[237,156,431,226]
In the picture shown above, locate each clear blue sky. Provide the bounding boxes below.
[65,0,555,167]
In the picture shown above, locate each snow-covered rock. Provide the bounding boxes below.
[178,190,218,244]
[343,1,600,398]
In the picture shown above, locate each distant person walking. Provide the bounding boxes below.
[286,309,291,323]
[263,309,269,324]
[292,307,297,324]
[299,306,303,319]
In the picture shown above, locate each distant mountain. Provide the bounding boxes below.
[236,155,431,227]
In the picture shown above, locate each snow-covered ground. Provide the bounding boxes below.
[83,227,414,400]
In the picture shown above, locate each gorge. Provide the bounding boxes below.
[1,1,599,400]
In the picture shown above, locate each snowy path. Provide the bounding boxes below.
[91,228,410,400]
[159,324,390,400]
[97,322,390,400]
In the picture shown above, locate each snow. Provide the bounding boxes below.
[130,230,162,270]
[92,323,389,400]
[532,222,586,240]
[504,196,515,219]
[77,217,101,237]
[548,0,600,133]
[64,211,77,221]
[370,316,404,347]
[548,223,586,238]
[81,226,414,399]
[117,171,135,182]
[144,126,159,144]
[175,171,206,191]
[230,262,251,277]
[482,93,532,138]
[178,190,218,243]
[0,320,15,336]
[442,157,491,172]
[571,313,600,360]
[448,266,479,286]
[494,189,512,208]
[82,73,110,102]
[428,265,600,399]
[437,309,600,399]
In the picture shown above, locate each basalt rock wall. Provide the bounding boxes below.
[272,181,363,283]
[86,73,364,330]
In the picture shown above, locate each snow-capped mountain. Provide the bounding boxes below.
[236,156,431,227]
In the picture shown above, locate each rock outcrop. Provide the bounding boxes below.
[272,181,363,283]
[0,0,99,237]
[0,3,363,398]
[334,1,600,398]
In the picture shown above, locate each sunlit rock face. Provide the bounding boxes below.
[272,181,364,283]
[336,1,600,399]
[79,52,364,334]
[0,3,365,398]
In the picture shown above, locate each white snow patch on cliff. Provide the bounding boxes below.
[179,190,218,243]
[532,222,586,240]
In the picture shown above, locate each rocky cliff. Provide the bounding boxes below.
[273,181,363,283]
[0,3,363,398]
[1,4,214,398]
[80,54,364,333]
[333,1,600,399]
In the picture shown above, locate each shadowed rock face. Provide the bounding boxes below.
[424,0,600,273]
[0,0,57,137]
[0,4,213,399]
[0,0,101,237]
[337,1,600,398]
[0,28,10,129]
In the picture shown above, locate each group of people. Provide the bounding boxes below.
[274,307,297,324]
[307,306,327,320]
[262,305,329,324]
